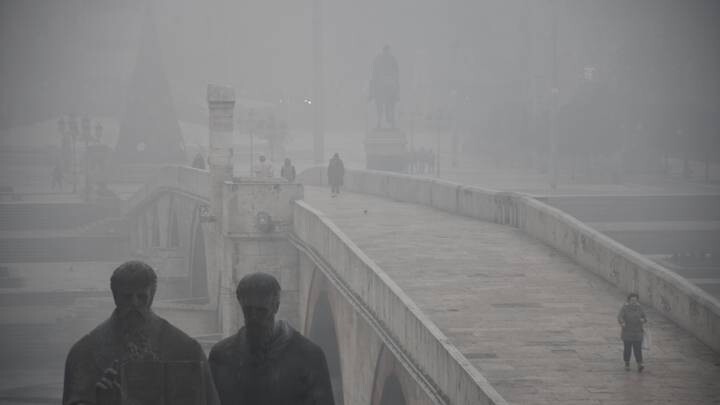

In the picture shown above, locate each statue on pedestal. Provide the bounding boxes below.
[369,45,399,129]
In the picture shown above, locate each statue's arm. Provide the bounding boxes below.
[617,305,626,326]
[62,340,98,405]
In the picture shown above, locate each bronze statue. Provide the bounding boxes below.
[209,272,335,405]
[369,45,399,129]
[62,261,219,405]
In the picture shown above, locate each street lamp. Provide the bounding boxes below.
[312,0,324,164]
[548,0,559,190]
[94,122,103,143]
[248,108,255,176]
[56,117,68,192]
[57,116,67,165]
[67,114,79,193]
[81,115,91,200]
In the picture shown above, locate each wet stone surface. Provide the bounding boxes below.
[305,187,720,405]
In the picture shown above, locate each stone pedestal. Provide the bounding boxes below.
[207,84,236,337]
[207,84,304,336]
[222,178,304,333]
[363,128,407,172]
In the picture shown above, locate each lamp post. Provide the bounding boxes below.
[68,114,79,194]
[450,90,459,168]
[56,117,68,192]
[312,0,324,164]
[248,108,255,176]
[94,122,103,143]
[81,115,91,200]
[548,0,559,190]
[436,112,441,177]
[57,116,67,167]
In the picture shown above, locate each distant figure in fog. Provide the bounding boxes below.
[253,155,274,178]
[369,45,399,129]
[280,158,296,182]
[406,148,416,174]
[327,153,345,197]
[62,261,219,405]
[191,152,206,170]
[617,292,647,372]
[417,147,428,174]
[428,149,436,175]
[52,164,64,190]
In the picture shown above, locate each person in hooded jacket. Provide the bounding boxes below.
[617,292,647,372]
[327,153,344,197]
[280,158,296,182]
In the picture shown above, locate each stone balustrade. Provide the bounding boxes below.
[298,167,720,353]
[293,199,507,405]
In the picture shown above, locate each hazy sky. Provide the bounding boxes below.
[1,0,718,132]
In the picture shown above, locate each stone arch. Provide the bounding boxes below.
[370,346,409,405]
[379,374,407,405]
[188,204,208,298]
[151,203,160,247]
[167,195,180,248]
[304,268,344,405]
[137,212,147,250]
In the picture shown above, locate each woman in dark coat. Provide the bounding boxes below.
[280,158,296,182]
[617,292,647,372]
[327,153,344,197]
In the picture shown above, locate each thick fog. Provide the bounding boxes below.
[1,1,719,403]
[2,1,720,175]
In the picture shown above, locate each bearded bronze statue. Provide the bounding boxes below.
[62,261,219,405]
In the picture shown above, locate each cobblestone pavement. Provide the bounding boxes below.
[304,186,720,405]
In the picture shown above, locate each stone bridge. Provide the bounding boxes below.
[96,84,720,405]
[121,162,720,405]
[125,164,502,404]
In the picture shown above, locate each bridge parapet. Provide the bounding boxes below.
[298,167,720,353]
[221,178,303,236]
[125,165,210,212]
[520,197,720,352]
[293,200,507,405]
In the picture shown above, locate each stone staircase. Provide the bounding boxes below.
[0,198,129,263]
[0,235,130,262]
[0,201,112,231]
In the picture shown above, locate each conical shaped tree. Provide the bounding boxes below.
[114,4,185,165]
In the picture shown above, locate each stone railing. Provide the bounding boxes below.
[293,200,507,405]
[298,167,720,353]
[122,165,219,317]
[125,165,210,213]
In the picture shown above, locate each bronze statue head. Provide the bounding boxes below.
[110,261,157,326]
[236,272,281,347]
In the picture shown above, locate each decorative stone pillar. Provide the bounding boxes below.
[221,178,304,333]
[207,85,235,221]
[206,85,237,336]
[207,84,303,336]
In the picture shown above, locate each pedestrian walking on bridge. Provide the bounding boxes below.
[618,293,647,372]
[328,153,344,197]
[281,158,296,182]
[51,164,64,191]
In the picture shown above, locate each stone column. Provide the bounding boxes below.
[222,179,304,333]
[207,84,237,336]
[207,85,235,221]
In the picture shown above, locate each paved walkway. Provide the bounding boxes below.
[304,187,720,405]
